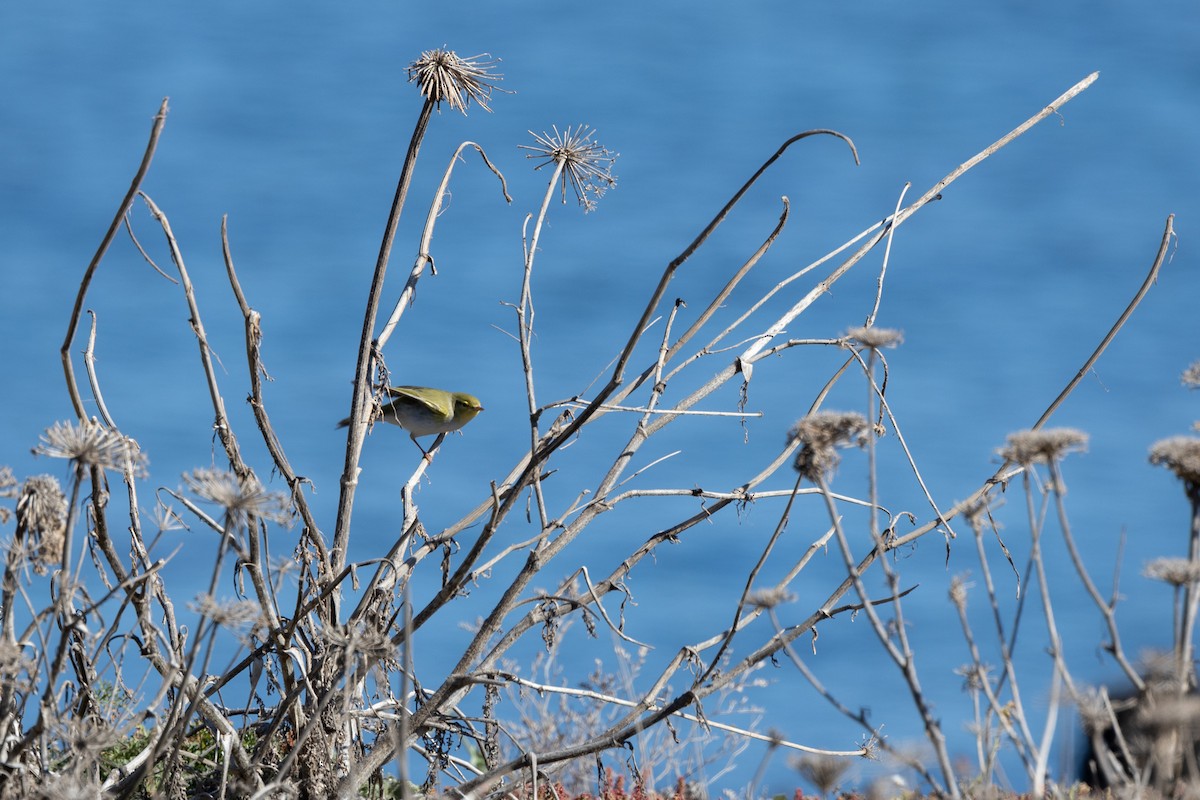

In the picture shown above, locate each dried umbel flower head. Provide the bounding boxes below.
[1143,557,1200,587]
[1149,436,1200,495]
[1182,360,1200,389]
[789,411,869,482]
[189,595,268,639]
[792,753,853,796]
[405,49,502,113]
[520,125,618,212]
[34,419,147,475]
[845,326,904,350]
[997,428,1088,466]
[15,475,68,573]
[1075,686,1113,735]
[948,574,971,611]
[0,466,15,525]
[183,468,291,528]
[746,587,796,610]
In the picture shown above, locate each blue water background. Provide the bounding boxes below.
[2,3,1199,794]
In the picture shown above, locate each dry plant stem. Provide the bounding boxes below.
[778,625,938,786]
[1180,492,1200,687]
[951,596,1035,778]
[132,196,277,787]
[817,474,960,799]
[1023,471,1081,706]
[1089,688,1137,788]
[377,142,511,350]
[398,580,414,792]
[698,469,807,687]
[848,347,954,541]
[486,358,854,664]
[1046,459,1143,689]
[483,671,862,758]
[60,98,168,420]
[432,156,844,569]
[220,216,327,567]
[611,130,857,385]
[516,132,855,475]
[402,438,439,531]
[1031,212,1174,431]
[140,195,240,464]
[83,312,117,429]
[893,72,1098,232]
[890,211,1174,551]
[334,98,435,574]
[691,228,880,371]
[657,198,790,371]
[141,194,278,624]
[122,209,177,282]
[519,158,568,531]
[865,183,909,327]
[460,526,904,799]
[1031,667,1061,800]
[610,212,889,463]
[963,517,1039,765]
[863,348,931,702]
[350,78,1103,792]
[13,469,85,759]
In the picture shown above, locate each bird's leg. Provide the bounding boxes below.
[411,433,448,462]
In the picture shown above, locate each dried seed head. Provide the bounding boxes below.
[1149,436,1200,490]
[949,574,970,611]
[792,753,853,796]
[31,768,108,800]
[997,428,1088,466]
[189,595,268,639]
[1182,360,1200,389]
[789,411,869,481]
[845,326,904,350]
[406,49,502,113]
[183,468,291,528]
[520,125,618,212]
[15,475,68,573]
[34,420,148,475]
[746,587,796,610]
[1143,557,1200,587]
[1075,687,1112,735]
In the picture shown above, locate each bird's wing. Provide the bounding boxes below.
[388,386,453,421]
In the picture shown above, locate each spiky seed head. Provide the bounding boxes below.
[406,49,502,113]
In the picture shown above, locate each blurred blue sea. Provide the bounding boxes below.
[2,2,1199,794]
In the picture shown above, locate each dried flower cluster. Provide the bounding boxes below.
[1149,436,1200,491]
[15,474,68,572]
[406,49,502,113]
[33,419,147,475]
[997,428,1088,466]
[789,411,870,481]
[521,125,618,212]
[1182,360,1200,389]
[0,466,16,524]
[189,594,268,637]
[1143,557,1200,587]
[948,574,971,611]
[746,587,797,610]
[845,326,904,350]
[792,753,853,796]
[183,468,292,528]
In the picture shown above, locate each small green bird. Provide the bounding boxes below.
[339,386,484,454]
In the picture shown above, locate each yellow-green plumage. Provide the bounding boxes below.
[338,386,484,449]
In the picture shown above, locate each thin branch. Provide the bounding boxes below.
[61,98,169,420]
